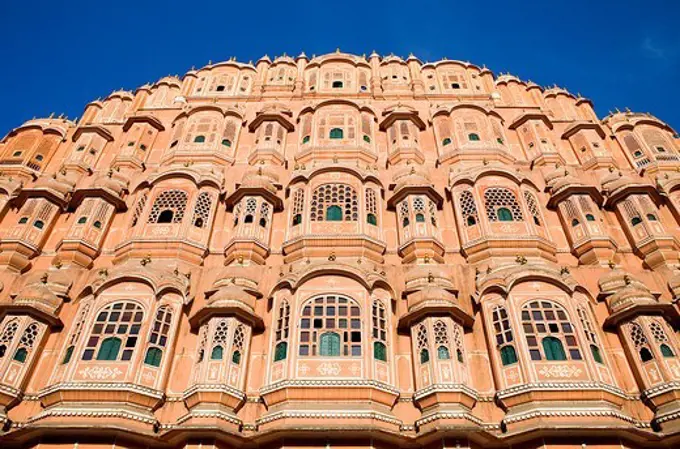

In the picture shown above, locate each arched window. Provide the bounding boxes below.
[577,306,604,365]
[497,208,513,221]
[326,205,343,221]
[13,348,28,363]
[221,139,231,147]
[415,213,425,222]
[372,300,388,361]
[311,184,358,222]
[416,323,430,364]
[631,216,642,226]
[148,190,188,224]
[211,345,224,360]
[194,135,206,143]
[468,133,480,141]
[259,201,270,228]
[302,135,310,144]
[484,188,523,222]
[522,300,581,361]
[274,342,287,362]
[332,81,343,88]
[232,324,245,365]
[492,306,517,366]
[585,213,596,222]
[62,303,91,365]
[650,319,676,358]
[403,217,410,227]
[433,320,451,360]
[366,189,378,225]
[211,320,229,360]
[442,138,452,146]
[83,302,143,361]
[292,189,305,226]
[97,337,122,361]
[629,322,654,362]
[0,320,19,359]
[34,220,44,229]
[523,191,543,226]
[647,213,658,221]
[18,217,28,224]
[542,336,567,361]
[459,190,479,227]
[243,197,257,224]
[130,193,148,227]
[319,332,341,356]
[274,299,290,362]
[158,210,174,223]
[374,342,387,361]
[329,128,344,139]
[192,192,213,229]
[78,217,87,224]
[572,218,580,226]
[299,295,361,357]
[11,322,39,363]
[144,305,173,367]
[500,346,518,365]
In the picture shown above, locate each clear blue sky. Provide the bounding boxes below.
[1,0,678,134]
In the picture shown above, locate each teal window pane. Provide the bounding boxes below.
[329,128,344,139]
[326,205,343,221]
[374,342,387,361]
[274,342,287,362]
[144,347,163,367]
[97,337,122,361]
[320,332,341,356]
[500,345,518,366]
[211,345,223,360]
[542,337,566,361]
[437,346,450,360]
[497,207,513,222]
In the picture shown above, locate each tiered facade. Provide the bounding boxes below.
[0,50,679,449]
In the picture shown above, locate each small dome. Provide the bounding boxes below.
[393,166,433,192]
[544,166,585,193]
[207,285,256,312]
[600,169,638,194]
[240,167,279,194]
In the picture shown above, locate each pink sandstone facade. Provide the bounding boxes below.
[0,50,680,449]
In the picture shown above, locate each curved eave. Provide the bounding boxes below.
[189,305,264,331]
[248,113,295,132]
[72,125,114,143]
[387,185,443,209]
[603,185,661,208]
[70,188,128,212]
[612,118,677,136]
[561,121,606,140]
[603,303,679,329]
[397,303,474,331]
[14,188,69,210]
[508,112,553,130]
[288,166,383,188]
[123,115,165,132]
[547,185,604,209]
[225,187,283,211]
[0,303,63,328]
[379,112,426,131]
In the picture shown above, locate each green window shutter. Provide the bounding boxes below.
[329,128,344,139]
[543,337,566,361]
[274,342,288,362]
[97,337,122,361]
[415,213,425,222]
[661,344,675,358]
[374,342,387,361]
[320,332,340,356]
[211,345,223,360]
[144,348,163,367]
[497,207,513,222]
[590,344,603,364]
[367,213,377,225]
[232,350,241,365]
[437,346,450,360]
[13,348,28,363]
[500,345,518,365]
[62,345,75,365]
[326,205,343,221]
[420,348,430,364]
